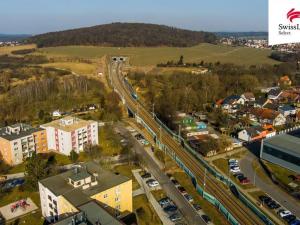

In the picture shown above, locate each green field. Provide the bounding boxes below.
[37,43,279,66]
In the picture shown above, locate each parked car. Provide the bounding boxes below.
[183,194,193,202]
[141,172,151,179]
[158,197,171,207]
[192,203,202,212]
[230,166,241,173]
[146,179,159,187]
[169,213,182,222]
[278,209,292,218]
[177,186,187,195]
[289,219,300,225]
[259,195,272,204]
[171,179,180,186]
[228,159,238,164]
[163,205,178,214]
[201,215,211,224]
[266,200,280,209]
[283,215,296,223]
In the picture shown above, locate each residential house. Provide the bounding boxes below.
[221,95,245,113]
[254,97,270,108]
[39,161,132,223]
[278,105,296,117]
[52,110,62,117]
[238,125,276,142]
[250,108,286,126]
[0,124,47,165]
[41,116,98,156]
[241,92,256,102]
[278,75,292,87]
[268,88,282,100]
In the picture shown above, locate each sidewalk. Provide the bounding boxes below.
[132,169,174,225]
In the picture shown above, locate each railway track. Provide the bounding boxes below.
[110,61,270,225]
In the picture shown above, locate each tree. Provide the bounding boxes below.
[24,152,48,191]
[178,55,184,65]
[38,109,45,120]
[84,144,102,159]
[69,150,79,163]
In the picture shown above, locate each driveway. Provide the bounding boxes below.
[240,152,300,217]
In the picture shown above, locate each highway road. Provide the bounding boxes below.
[109,60,270,225]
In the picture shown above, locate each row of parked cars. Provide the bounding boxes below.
[141,172,159,188]
[259,195,300,224]
[167,174,212,224]
[228,159,250,185]
[1,178,25,191]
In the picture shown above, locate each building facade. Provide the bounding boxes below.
[0,124,47,165]
[41,116,98,155]
[260,134,300,173]
[39,162,132,223]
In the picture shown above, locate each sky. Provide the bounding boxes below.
[0,0,268,34]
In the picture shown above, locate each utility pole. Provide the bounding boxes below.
[152,103,155,118]
[203,168,207,194]
[178,124,181,140]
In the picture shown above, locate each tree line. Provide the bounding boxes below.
[27,22,217,48]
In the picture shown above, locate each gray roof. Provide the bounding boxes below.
[39,162,130,207]
[264,134,300,156]
[0,123,44,141]
[54,201,123,225]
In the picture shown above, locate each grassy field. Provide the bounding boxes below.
[0,44,36,55]
[41,62,97,75]
[37,43,279,66]
[113,164,140,190]
[133,194,162,225]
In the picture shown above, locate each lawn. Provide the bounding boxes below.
[41,62,97,75]
[172,171,230,225]
[36,43,279,66]
[0,44,36,55]
[262,160,299,188]
[113,164,140,190]
[133,194,162,225]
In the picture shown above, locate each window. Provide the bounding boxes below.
[48,195,52,201]
[116,205,121,210]
[103,194,108,198]
[115,197,120,202]
[49,203,53,209]
[53,200,57,206]
[76,181,81,186]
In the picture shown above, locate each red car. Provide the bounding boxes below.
[240,178,251,185]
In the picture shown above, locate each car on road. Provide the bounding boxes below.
[146,179,159,187]
[192,203,202,212]
[169,213,182,222]
[201,215,211,224]
[177,186,187,195]
[183,194,193,202]
[134,133,144,140]
[127,127,136,133]
[141,172,151,179]
[235,174,251,185]
[163,205,178,214]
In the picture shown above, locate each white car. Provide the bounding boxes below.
[127,127,136,133]
[278,210,292,218]
[230,166,241,173]
[146,179,159,187]
[229,159,238,164]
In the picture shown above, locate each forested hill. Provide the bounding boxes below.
[27,23,217,47]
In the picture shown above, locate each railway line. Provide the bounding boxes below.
[110,61,273,225]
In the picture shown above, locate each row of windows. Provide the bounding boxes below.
[263,145,300,166]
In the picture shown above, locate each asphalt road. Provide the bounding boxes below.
[110,61,266,225]
[240,152,300,217]
[115,123,205,225]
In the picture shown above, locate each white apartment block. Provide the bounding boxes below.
[41,116,98,155]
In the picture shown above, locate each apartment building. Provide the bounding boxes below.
[0,123,47,165]
[39,161,132,223]
[41,116,98,155]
